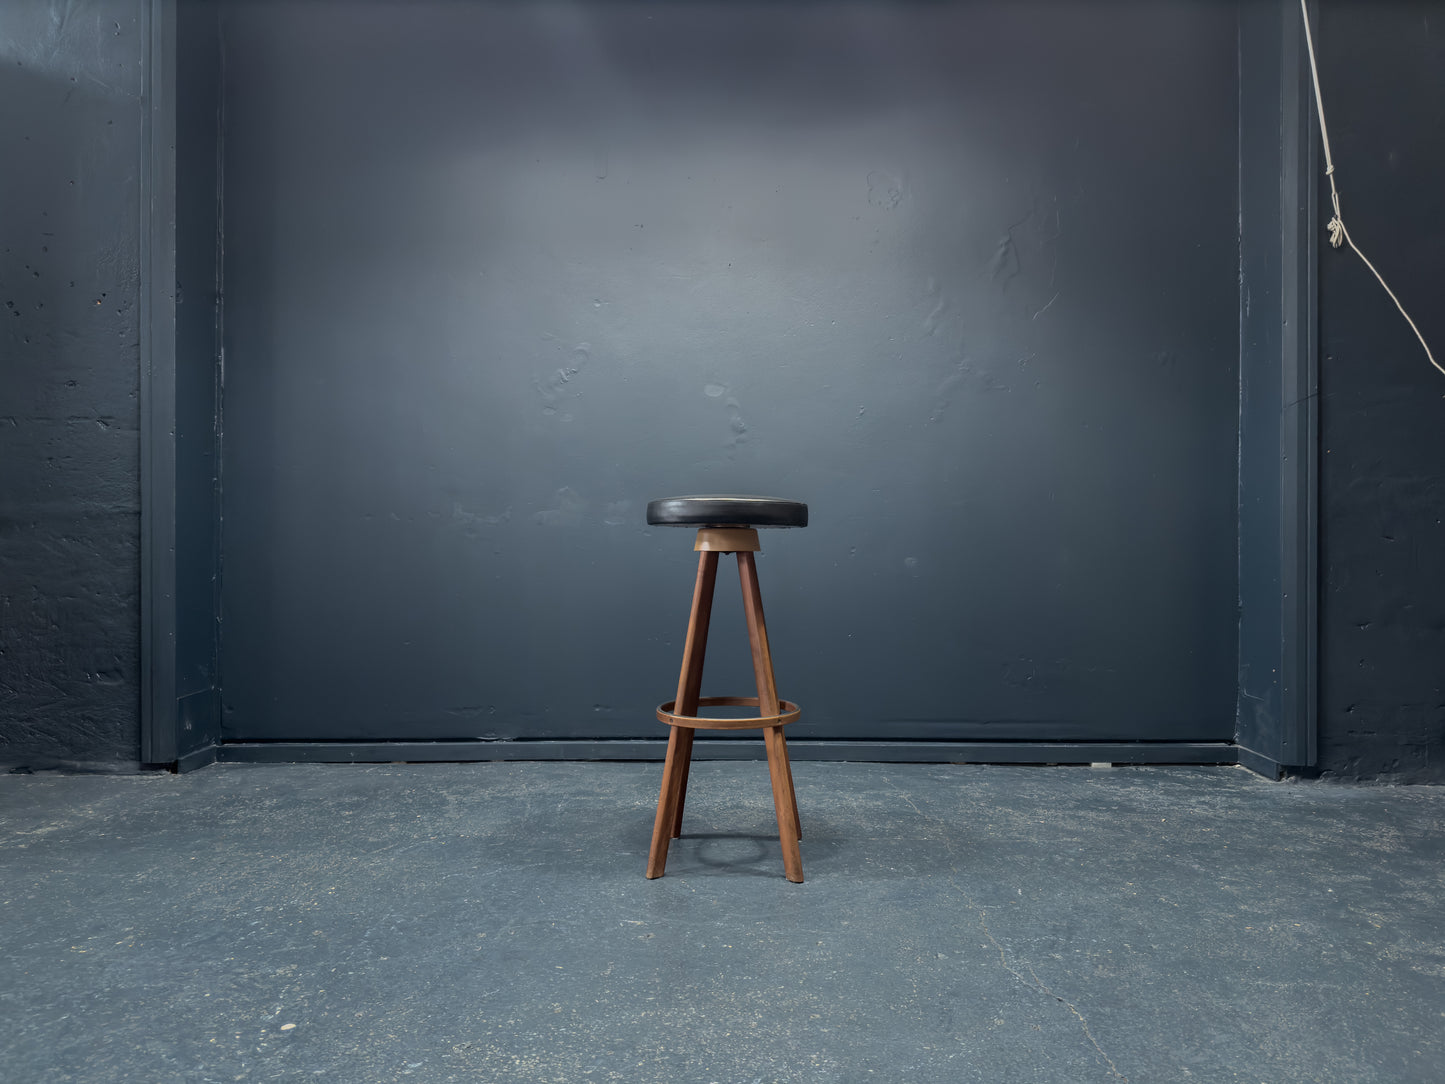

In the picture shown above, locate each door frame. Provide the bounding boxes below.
[141,0,222,771]
[1235,0,1321,778]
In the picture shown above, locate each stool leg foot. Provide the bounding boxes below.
[671,727,694,839]
[764,725,804,883]
[646,726,689,879]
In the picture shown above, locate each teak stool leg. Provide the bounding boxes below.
[738,551,804,882]
[763,725,803,882]
[671,551,717,837]
[646,551,718,879]
[647,726,687,879]
[670,728,694,839]
[779,729,801,841]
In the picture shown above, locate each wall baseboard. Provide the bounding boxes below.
[1235,745,1283,780]
[214,739,1240,766]
[174,744,219,774]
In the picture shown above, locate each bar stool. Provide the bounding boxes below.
[644,495,809,883]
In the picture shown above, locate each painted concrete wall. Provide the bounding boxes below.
[215,0,1242,745]
[0,0,146,769]
[1316,2,1445,782]
[1,0,1441,779]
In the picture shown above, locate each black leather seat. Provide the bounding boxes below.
[646,494,808,529]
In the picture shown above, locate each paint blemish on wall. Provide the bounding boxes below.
[534,342,592,418]
[930,357,1010,423]
[452,501,510,537]
[1030,292,1060,322]
[1000,657,1040,690]
[922,277,949,337]
[988,197,1062,300]
[535,487,585,528]
[724,397,748,450]
[986,233,1020,286]
[866,169,904,210]
[702,383,748,451]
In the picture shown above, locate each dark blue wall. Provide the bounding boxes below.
[1316,2,1445,782]
[0,0,146,769]
[216,0,1241,745]
[2,0,1441,779]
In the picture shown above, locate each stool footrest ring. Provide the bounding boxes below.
[657,696,801,730]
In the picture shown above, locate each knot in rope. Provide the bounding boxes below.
[1301,0,1442,378]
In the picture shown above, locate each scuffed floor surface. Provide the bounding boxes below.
[1,762,1443,1083]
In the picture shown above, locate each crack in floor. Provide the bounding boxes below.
[882,772,1129,1082]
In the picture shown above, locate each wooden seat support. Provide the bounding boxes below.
[645,528,804,883]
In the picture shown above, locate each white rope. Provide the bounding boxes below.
[1299,0,1445,378]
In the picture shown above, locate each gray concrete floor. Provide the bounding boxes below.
[1,762,1442,1083]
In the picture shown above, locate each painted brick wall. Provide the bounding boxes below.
[1316,2,1445,782]
[0,0,146,769]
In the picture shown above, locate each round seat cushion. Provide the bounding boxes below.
[646,494,808,528]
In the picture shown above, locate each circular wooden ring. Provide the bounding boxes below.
[656,696,802,730]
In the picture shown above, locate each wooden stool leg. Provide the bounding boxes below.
[646,726,688,878]
[736,551,778,717]
[779,730,801,841]
[646,551,718,878]
[737,551,803,882]
[670,728,694,838]
[764,725,804,883]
